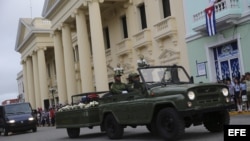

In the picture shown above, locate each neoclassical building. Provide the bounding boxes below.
[15,0,189,110]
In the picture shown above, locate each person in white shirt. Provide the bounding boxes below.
[233,78,242,112]
[226,78,236,111]
[240,76,248,111]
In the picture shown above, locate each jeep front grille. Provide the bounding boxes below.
[194,87,220,104]
[196,87,217,93]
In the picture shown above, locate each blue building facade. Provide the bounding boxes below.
[184,0,250,83]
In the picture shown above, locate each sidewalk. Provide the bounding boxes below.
[229,110,250,116]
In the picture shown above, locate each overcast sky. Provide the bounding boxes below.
[0,0,45,104]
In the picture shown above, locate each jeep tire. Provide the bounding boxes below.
[203,110,230,132]
[104,114,124,139]
[66,128,80,138]
[156,108,185,141]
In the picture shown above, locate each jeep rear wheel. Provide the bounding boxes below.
[66,128,80,138]
[156,108,185,141]
[104,114,124,139]
[203,110,230,132]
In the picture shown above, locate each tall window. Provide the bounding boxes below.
[162,0,171,18]
[74,45,79,62]
[121,15,128,38]
[103,27,111,49]
[138,3,147,29]
[53,60,56,76]
[47,64,51,78]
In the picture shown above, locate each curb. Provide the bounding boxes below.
[229,111,250,116]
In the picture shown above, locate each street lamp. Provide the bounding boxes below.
[49,87,57,107]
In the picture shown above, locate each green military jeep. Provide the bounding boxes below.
[99,65,232,140]
[56,65,233,141]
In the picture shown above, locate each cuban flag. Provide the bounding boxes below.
[205,6,216,36]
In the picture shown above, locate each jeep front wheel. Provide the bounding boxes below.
[203,110,230,132]
[104,114,124,139]
[66,128,80,138]
[156,108,185,141]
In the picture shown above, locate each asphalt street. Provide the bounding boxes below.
[0,113,249,141]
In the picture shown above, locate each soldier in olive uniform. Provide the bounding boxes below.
[127,73,144,94]
[127,73,134,89]
[110,74,130,95]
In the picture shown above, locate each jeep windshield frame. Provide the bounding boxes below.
[138,65,192,89]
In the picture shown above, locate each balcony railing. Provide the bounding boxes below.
[192,0,241,32]
[133,29,152,50]
[116,38,132,56]
[154,16,177,41]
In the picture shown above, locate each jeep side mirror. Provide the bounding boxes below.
[190,76,194,83]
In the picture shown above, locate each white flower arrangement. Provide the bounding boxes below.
[78,103,86,109]
[58,101,99,112]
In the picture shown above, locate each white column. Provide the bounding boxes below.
[22,61,29,102]
[37,47,49,109]
[53,31,68,105]
[26,56,36,108]
[32,52,41,108]
[62,23,77,102]
[75,9,95,92]
[88,0,109,91]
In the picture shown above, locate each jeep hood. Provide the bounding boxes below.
[150,83,226,95]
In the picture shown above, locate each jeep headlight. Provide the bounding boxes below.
[221,88,229,96]
[8,120,15,123]
[187,91,195,100]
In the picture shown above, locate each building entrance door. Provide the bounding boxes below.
[219,58,240,81]
[213,41,241,81]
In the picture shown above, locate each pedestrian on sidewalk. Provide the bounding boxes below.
[226,78,236,111]
[233,78,242,112]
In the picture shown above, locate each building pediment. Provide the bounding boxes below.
[15,18,33,52]
[15,18,52,52]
